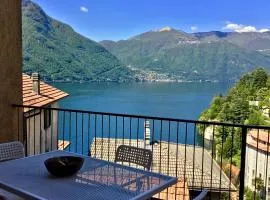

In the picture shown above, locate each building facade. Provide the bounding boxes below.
[245,129,270,199]
[22,73,68,155]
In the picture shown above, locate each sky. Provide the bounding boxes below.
[32,0,270,42]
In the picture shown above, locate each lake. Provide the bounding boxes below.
[54,82,232,154]
[55,82,231,119]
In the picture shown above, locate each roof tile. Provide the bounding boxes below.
[22,74,69,111]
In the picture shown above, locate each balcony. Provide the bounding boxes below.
[9,104,270,200]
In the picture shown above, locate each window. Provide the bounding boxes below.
[44,107,51,129]
[260,173,262,178]
[268,187,270,194]
[252,170,255,177]
[268,177,270,185]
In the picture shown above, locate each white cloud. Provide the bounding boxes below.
[223,23,256,32]
[237,25,256,32]
[80,6,88,13]
[223,22,269,33]
[190,26,198,31]
[259,28,269,33]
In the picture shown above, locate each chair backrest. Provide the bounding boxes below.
[0,141,25,162]
[193,190,208,200]
[115,145,152,170]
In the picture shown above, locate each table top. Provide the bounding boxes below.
[0,151,177,200]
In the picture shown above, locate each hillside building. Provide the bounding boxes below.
[22,73,68,155]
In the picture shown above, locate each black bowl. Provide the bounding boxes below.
[44,156,84,177]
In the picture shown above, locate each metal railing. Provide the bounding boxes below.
[13,104,270,200]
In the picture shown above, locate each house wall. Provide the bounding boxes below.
[25,102,59,155]
[0,0,23,142]
[245,145,270,198]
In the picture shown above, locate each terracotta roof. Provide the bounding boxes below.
[224,164,240,178]
[22,74,68,111]
[152,178,189,200]
[90,138,236,199]
[247,129,270,153]
[249,129,270,142]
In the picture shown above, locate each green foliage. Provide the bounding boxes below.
[246,109,268,125]
[199,68,270,167]
[252,177,264,192]
[22,0,133,82]
[251,68,268,89]
[244,187,260,200]
[201,95,224,120]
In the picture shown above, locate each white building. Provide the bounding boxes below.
[245,129,270,198]
[22,73,69,155]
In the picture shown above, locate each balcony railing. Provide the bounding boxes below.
[12,104,270,200]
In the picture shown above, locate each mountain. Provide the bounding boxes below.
[22,0,133,82]
[100,28,270,82]
[194,31,270,55]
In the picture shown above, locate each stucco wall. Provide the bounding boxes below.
[0,0,23,142]
[245,145,270,197]
[25,103,59,155]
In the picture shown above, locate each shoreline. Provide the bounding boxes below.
[46,79,236,84]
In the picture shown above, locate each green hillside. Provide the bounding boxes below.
[22,0,133,82]
[101,28,270,82]
[200,68,270,125]
[199,68,270,167]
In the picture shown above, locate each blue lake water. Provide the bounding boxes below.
[54,82,232,154]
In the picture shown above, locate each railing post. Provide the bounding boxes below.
[22,115,28,156]
[239,126,247,200]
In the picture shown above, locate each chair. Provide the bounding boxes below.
[0,141,25,162]
[0,141,25,200]
[115,145,153,194]
[115,145,152,170]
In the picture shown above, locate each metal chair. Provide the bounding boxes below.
[0,141,25,199]
[0,141,25,162]
[115,145,153,193]
[115,145,153,170]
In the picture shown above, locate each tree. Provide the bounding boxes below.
[246,109,268,125]
[207,95,224,119]
[251,68,268,89]
[199,68,270,168]
[252,177,264,193]
[245,187,260,200]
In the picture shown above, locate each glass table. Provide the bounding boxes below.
[0,151,177,200]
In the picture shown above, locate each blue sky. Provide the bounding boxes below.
[32,0,270,41]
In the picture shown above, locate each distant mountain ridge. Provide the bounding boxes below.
[22,0,270,82]
[100,27,270,82]
[193,31,270,54]
[22,0,133,82]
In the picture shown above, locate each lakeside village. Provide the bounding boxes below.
[45,68,221,83]
[128,65,221,83]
